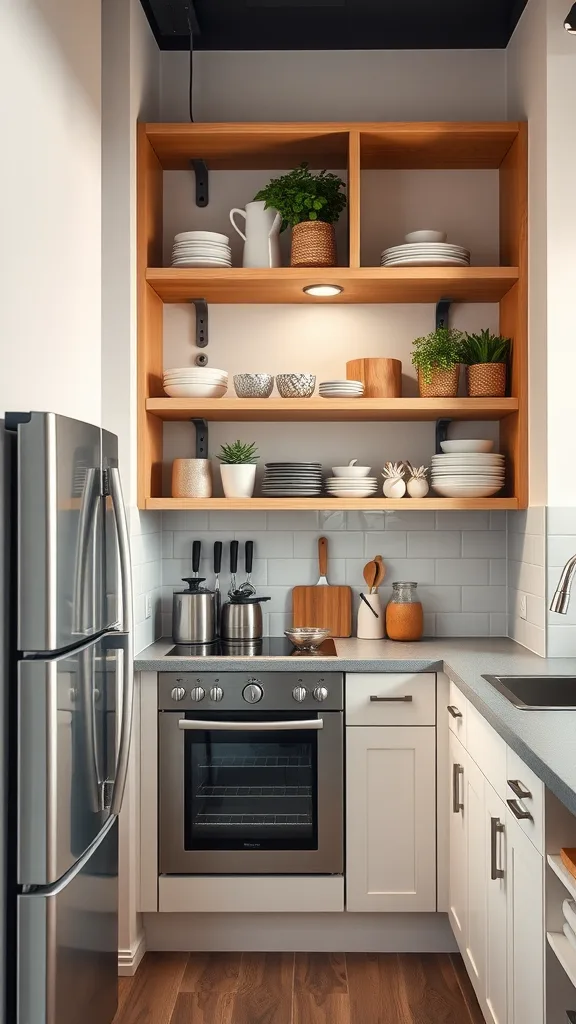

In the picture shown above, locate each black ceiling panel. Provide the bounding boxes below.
[139,0,529,50]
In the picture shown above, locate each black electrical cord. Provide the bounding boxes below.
[188,16,195,122]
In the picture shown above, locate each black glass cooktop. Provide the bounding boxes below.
[167,637,337,658]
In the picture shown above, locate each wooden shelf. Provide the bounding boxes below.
[146,267,519,305]
[145,497,519,512]
[146,397,519,423]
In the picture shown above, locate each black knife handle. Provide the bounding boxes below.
[245,540,254,574]
[230,540,239,574]
[214,541,222,574]
[192,540,202,574]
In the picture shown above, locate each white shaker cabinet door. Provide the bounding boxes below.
[506,812,545,1024]
[448,731,468,953]
[484,782,507,1024]
[346,726,436,912]
[464,751,486,998]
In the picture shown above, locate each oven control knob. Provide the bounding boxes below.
[292,685,308,703]
[190,686,205,702]
[171,686,186,702]
[243,683,263,704]
[313,685,329,702]
[209,686,224,702]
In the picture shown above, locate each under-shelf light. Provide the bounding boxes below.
[565,3,576,31]
[303,284,344,297]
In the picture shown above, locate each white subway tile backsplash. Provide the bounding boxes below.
[547,535,576,568]
[294,532,362,558]
[416,586,462,612]
[509,617,546,657]
[436,613,490,636]
[490,613,508,635]
[346,511,386,532]
[267,511,320,531]
[377,559,437,585]
[490,559,507,586]
[507,559,545,598]
[489,511,507,531]
[161,531,174,559]
[172,531,229,559]
[526,594,545,627]
[546,626,576,658]
[384,510,436,531]
[407,531,461,558]
[462,586,506,613]
[267,558,346,586]
[435,560,490,585]
[435,510,489,531]
[236,531,294,558]
[269,612,292,634]
[462,531,506,558]
[209,510,267,530]
[547,508,576,535]
[162,510,209,531]
[363,531,407,557]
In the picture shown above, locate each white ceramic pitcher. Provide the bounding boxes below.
[229,200,282,268]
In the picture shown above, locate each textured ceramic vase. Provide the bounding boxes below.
[171,459,213,498]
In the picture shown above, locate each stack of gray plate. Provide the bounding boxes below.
[262,462,323,497]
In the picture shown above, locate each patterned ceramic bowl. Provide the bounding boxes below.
[276,374,316,398]
[233,373,274,398]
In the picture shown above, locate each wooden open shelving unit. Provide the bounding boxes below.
[138,120,527,512]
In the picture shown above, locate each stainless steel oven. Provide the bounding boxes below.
[158,671,343,875]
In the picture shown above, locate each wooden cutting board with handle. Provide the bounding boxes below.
[292,536,352,637]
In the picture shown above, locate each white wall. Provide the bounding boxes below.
[160,49,507,122]
[0,0,101,424]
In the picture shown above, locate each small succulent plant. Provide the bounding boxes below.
[218,441,259,465]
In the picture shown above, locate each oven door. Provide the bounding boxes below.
[159,710,343,875]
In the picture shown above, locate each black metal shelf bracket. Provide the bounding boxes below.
[436,298,453,331]
[192,419,209,459]
[191,159,209,207]
[190,299,209,365]
[435,418,453,454]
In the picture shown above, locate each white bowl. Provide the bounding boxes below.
[404,230,447,244]
[331,465,372,478]
[440,440,494,454]
[164,366,228,376]
[174,231,229,243]
[327,489,377,498]
[432,483,503,498]
[164,383,228,398]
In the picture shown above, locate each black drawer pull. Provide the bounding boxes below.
[507,798,533,822]
[370,695,413,703]
[447,705,463,719]
[508,778,531,800]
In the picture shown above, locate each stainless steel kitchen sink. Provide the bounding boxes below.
[483,675,576,710]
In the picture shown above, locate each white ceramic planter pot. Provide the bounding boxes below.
[220,463,256,499]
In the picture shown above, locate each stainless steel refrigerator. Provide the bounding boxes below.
[5,412,133,1024]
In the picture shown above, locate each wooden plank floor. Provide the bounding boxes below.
[115,952,484,1024]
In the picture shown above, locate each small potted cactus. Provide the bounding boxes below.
[218,440,259,499]
[405,463,429,498]
[382,462,406,498]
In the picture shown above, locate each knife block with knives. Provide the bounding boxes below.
[292,537,352,637]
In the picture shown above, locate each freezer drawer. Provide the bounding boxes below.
[18,633,127,886]
[10,412,116,652]
[18,817,118,1024]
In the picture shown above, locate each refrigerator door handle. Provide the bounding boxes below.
[107,468,134,815]
[72,466,101,636]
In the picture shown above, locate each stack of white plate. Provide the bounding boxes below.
[171,231,232,268]
[163,366,228,399]
[431,452,505,498]
[319,379,365,399]
[380,243,471,268]
[262,463,323,497]
[326,476,378,499]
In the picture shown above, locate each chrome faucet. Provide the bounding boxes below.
[550,555,576,613]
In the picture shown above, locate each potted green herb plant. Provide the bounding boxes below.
[411,327,465,398]
[462,329,511,397]
[254,163,346,268]
[218,441,259,499]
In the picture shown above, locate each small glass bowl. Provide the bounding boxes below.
[284,627,331,650]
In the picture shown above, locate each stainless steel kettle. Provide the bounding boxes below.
[172,578,216,644]
[220,594,271,641]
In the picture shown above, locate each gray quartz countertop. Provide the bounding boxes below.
[135,636,576,817]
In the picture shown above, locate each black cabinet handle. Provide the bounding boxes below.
[370,695,413,702]
[507,798,533,821]
[508,778,531,800]
[452,763,464,814]
[447,705,463,719]
[490,817,505,880]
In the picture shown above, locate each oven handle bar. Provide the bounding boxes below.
[178,719,324,732]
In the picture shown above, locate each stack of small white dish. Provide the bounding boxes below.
[381,230,470,268]
[171,231,232,268]
[319,379,364,399]
[327,462,377,499]
[431,440,505,498]
[163,366,228,399]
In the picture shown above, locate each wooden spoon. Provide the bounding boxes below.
[373,555,386,591]
[363,560,378,593]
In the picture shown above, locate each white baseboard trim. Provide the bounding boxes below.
[118,931,146,976]
[143,912,457,953]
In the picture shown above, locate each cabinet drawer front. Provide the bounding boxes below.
[466,702,507,801]
[506,747,544,854]
[346,673,436,726]
[447,679,467,745]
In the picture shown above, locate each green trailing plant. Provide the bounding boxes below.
[411,327,465,384]
[462,329,511,365]
[218,440,259,465]
[254,163,347,230]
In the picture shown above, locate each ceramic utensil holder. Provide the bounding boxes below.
[357,593,385,640]
[172,459,213,498]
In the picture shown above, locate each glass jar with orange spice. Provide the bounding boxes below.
[385,582,424,641]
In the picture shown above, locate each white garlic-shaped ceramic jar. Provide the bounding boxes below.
[382,461,406,498]
[405,462,430,498]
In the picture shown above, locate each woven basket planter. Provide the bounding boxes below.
[467,362,507,398]
[418,365,460,398]
[290,221,337,267]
